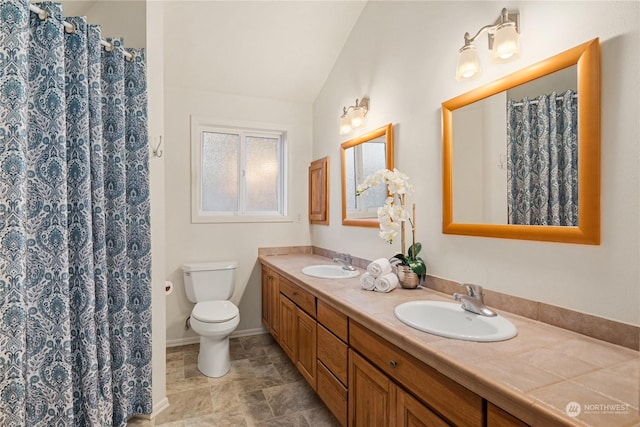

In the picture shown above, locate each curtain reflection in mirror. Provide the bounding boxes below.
[507,90,578,226]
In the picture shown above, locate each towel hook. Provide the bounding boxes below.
[152,136,163,158]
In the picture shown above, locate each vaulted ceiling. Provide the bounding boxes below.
[163,1,367,103]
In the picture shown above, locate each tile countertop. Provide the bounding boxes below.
[259,253,640,427]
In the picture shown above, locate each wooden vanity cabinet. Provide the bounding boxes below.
[316,300,349,426]
[279,293,297,361]
[260,263,550,427]
[350,349,447,427]
[296,307,317,388]
[350,320,484,427]
[275,276,318,390]
[261,266,317,388]
[349,349,396,427]
[261,266,280,340]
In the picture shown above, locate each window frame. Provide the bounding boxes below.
[191,116,291,223]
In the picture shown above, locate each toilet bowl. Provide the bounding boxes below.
[182,261,240,378]
[190,300,240,377]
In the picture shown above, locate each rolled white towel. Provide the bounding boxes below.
[360,272,376,291]
[367,258,392,277]
[374,272,399,293]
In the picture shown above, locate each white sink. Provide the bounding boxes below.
[394,300,517,342]
[302,265,360,279]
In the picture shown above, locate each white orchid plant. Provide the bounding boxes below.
[356,168,426,279]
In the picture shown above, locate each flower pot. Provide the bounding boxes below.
[396,265,420,289]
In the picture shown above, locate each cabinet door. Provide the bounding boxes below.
[397,387,448,427]
[296,307,317,389]
[349,349,396,427]
[487,403,529,427]
[309,156,329,224]
[317,362,348,427]
[279,295,297,361]
[261,267,270,328]
[268,273,280,340]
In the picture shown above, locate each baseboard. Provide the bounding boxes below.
[166,326,269,348]
[130,397,170,420]
[231,326,268,338]
[166,336,200,348]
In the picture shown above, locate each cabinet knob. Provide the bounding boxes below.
[292,291,298,296]
[390,360,398,369]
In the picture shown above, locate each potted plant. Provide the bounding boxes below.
[357,169,426,287]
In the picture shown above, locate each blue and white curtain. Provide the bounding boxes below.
[0,1,152,426]
[507,90,579,226]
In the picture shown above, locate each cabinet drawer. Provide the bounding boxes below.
[317,325,348,385]
[350,320,483,427]
[317,300,348,342]
[279,277,316,318]
[317,362,347,427]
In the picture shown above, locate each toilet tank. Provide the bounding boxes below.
[181,261,238,303]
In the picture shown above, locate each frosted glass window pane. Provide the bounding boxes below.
[202,132,239,212]
[245,136,279,212]
[361,142,387,210]
[348,142,387,215]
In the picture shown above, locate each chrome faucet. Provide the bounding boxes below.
[453,284,497,317]
[333,253,356,271]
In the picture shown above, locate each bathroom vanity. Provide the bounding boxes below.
[259,251,639,427]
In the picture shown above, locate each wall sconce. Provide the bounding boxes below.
[339,97,369,135]
[456,8,520,81]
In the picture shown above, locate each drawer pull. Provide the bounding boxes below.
[390,360,398,368]
[293,291,298,296]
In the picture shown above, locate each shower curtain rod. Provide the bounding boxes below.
[510,93,578,107]
[28,3,134,61]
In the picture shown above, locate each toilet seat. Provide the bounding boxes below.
[192,301,239,323]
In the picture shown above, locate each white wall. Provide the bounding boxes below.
[163,87,312,344]
[313,1,639,325]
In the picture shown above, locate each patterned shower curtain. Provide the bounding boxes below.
[0,1,152,426]
[507,90,579,226]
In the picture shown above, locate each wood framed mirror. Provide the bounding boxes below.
[442,38,600,244]
[341,124,394,227]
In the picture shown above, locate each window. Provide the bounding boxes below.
[191,117,289,223]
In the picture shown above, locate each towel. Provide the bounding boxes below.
[374,272,399,293]
[360,272,376,291]
[367,258,392,277]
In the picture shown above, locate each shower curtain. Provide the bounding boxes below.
[0,1,152,426]
[507,90,579,226]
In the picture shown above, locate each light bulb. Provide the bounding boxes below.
[339,114,352,134]
[456,44,481,81]
[350,107,365,128]
[492,22,519,62]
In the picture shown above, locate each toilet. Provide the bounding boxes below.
[182,261,240,378]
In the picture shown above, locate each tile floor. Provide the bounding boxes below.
[128,334,341,426]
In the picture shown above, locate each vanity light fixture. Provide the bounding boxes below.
[339,97,370,135]
[456,8,520,81]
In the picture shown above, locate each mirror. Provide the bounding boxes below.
[341,124,394,227]
[442,38,600,244]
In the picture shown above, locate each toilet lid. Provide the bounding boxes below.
[192,301,239,323]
